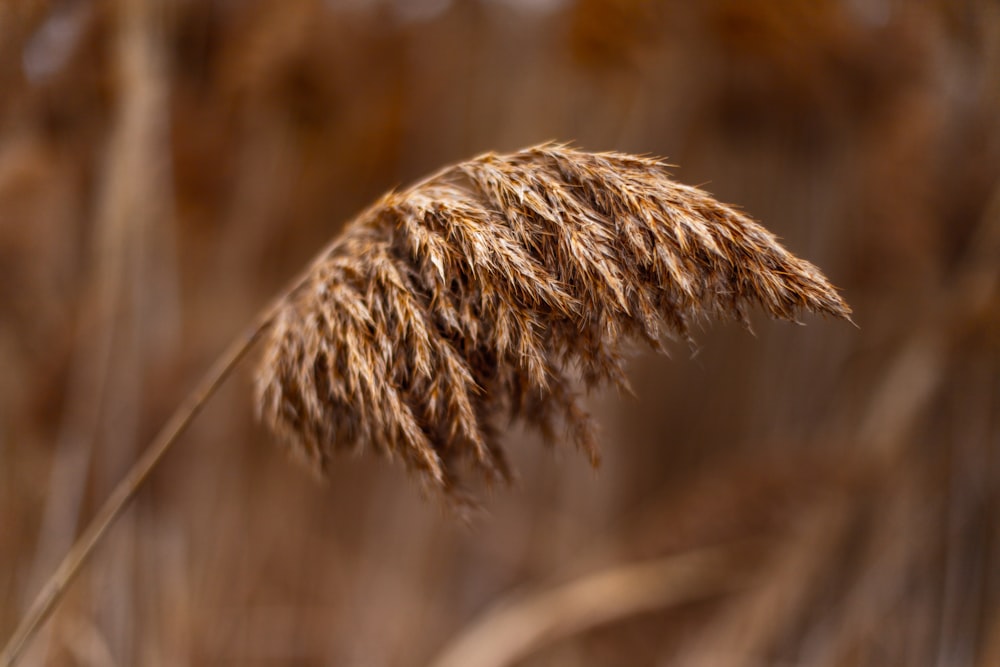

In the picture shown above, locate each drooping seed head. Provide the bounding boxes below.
[256,144,851,502]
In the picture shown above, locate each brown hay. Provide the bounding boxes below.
[255,144,851,500]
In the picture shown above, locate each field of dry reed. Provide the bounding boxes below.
[2,1,999,665]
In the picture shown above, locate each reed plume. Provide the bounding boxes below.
[1,143,851,665]
[256,144,851,499]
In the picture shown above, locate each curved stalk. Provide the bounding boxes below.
[0,310,277,667]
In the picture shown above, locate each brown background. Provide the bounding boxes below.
[1,0,998,665]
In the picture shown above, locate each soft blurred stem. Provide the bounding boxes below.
[426,543,754,667]
[18,0,169,661]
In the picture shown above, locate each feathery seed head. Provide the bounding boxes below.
[255,144,851,502]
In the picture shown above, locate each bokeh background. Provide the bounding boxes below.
[2,0,999,665]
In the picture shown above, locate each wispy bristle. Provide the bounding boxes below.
[255,144,851,501]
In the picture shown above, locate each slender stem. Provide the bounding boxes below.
[0,309,278,667]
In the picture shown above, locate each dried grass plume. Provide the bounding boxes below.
[256,144,851,499]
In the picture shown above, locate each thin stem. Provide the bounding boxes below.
[0,308,279,667]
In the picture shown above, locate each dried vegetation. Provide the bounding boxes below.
[2,0,999,665]
[258,145,849,497]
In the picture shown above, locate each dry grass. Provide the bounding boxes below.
[257,144,851,501]
[1,143,849,665]
[6,2,996,664]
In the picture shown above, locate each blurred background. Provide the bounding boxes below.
[1,0,999,665]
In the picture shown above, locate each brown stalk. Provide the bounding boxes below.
[0,309,277,667]
[2,144,849,665]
